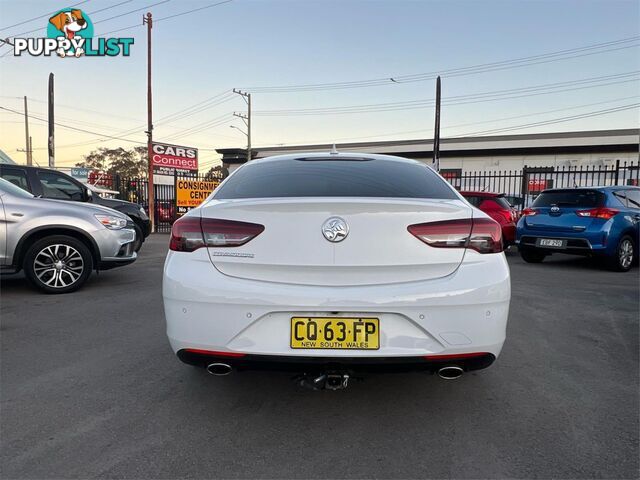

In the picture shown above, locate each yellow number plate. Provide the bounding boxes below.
[290,317,380,350]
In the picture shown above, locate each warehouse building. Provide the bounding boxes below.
[217,128,639,174]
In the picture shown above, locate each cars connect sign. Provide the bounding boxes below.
[151,142,198,177]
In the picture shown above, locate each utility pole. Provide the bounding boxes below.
[48,73,54,168]
[23,96,32,165]
[432,76,441,172]
[143,12,154,232]
[233,89,251,161]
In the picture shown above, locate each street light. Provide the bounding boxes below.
[230,125,248,137]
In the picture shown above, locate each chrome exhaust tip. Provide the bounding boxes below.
[437,366,464,380]
[206,363,232,376]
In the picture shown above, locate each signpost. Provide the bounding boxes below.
[151,141,198,177]
[70,167,90,181]
[175,179,218,217]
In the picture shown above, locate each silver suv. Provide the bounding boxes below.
[0,178,137,293]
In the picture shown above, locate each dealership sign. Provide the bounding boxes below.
[151,142,198,177]
[176,179,219,216]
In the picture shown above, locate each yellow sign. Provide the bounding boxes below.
[176,180,218,207]
[290,317,380,350]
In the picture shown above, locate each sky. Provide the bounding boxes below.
[0,0,638,172]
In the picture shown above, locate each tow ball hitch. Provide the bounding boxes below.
[295,372,350,390]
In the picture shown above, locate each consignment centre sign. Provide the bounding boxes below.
[176,179,219,215]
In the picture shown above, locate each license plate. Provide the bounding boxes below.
[290,317,380,350]
[537,238,566,248]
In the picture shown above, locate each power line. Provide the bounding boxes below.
[262,96,639,146]
[245,36,640,93]
[253,71,640,116]
[0,106,146,145]
[0,0,91,33]
[10,0,171,38]
[35,91,236,150]
[456,103,640,137]
[163,113,234,141]
[99,0,235,36]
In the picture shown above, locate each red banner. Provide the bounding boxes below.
[527,178,553,193]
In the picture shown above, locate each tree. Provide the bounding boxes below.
[204,165,229,182]
[76,146,148,177]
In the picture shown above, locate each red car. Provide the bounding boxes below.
[157,202,176,223]
[460,191,517,245]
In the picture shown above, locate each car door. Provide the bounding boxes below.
[35,169,87,202]
[0,194,6,265]
[0,167,32,194]
[622,189,640,236]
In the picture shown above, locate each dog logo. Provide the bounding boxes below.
[13,8,133,58]
[48,9,89,57]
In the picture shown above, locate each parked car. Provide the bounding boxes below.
[163,153,510,390]
[0,165,150,251]
[0,178,137,293]
[460,191,518,245]
[157,201,176,223]
[503,194,524,210]
[516,186,640,271]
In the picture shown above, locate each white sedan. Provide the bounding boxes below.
[163,152,510,389]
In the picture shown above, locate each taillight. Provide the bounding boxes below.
[575,207,619,220]
[498,209,513,223]
[408,217,503,254]
[169,217,264,252]
[521,208,537,216]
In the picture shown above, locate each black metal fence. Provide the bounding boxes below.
[95,173,225,233]
[101,161,638,232]
[446,160,639,208]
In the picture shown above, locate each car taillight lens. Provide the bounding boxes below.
[169,217,264,252]
[497,209,513,223]
[408,217,503,253]
[575,207,619,220]
[521,208,537,216]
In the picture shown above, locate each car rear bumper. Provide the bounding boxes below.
[518,235,595,255]
[502,224,516,245]
[162,249,511,368]
[176,349,496,373]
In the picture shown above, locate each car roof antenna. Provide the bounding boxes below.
[330,144,339,155]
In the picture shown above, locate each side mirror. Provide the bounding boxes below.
[85,188,93,201]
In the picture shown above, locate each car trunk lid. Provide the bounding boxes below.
[200,198,473,286]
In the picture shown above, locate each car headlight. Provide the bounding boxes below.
[95,214,128,230]
[139,206,149,219]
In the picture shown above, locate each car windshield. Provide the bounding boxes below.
[532,190,604,208]
[214,157,458,200]
[0,177,34,199]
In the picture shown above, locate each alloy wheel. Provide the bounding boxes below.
[33,244,85,289]
[619,238,634,269]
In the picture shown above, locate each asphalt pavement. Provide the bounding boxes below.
[1,235,638,479]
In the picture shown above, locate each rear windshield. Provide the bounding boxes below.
[492,196,513,209]
[532,190,604,208]
[214,158,458,200]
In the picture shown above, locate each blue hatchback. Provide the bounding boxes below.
[516,186,640,271]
